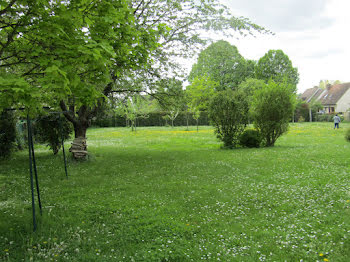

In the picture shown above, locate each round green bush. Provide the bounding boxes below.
[208,90,249,148]
[239,129,262,148]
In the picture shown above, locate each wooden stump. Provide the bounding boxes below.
[69,137,88,160]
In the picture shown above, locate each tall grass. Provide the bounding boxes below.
[1,123,350,261]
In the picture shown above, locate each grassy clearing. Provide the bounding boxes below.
[1,123,350,261]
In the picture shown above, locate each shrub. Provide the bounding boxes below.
[0,110,17,158]
[208,89,249,148]
[316,113,344,122]
[239,129,262,148]
[345,128,350,142]
[298,116,305,122]
[251,80,295,147]
[34,114,73,154]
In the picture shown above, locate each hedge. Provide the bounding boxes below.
[91,112,210,127]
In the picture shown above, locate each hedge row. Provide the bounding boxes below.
[91,112,210,127]
[91,111,346,127]
[315,114,344,122]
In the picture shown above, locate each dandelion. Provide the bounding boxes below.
[347,200,349,203]
[4,249,9,252]
[43,241,47,244]
[319,253,324,257]
[186,224,190,226]
[324,259,329,262]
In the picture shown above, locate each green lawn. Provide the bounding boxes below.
[1,123,350,261]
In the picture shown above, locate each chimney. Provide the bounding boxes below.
[326,84,332,90]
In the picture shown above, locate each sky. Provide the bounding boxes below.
[215,0,350,94]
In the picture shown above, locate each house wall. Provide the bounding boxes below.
[336,89,350,113]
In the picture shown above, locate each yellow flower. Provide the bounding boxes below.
[4,249,9,252]
[186,223,190,226]
[324,259,329,262]
[347,200,349,203]
[319,253,324,256]
[43,241,47,244]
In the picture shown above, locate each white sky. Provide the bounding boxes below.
[211,0,350,94]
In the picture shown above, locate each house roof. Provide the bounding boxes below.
[300,86,323,103]
[301,82,350,105]
[318,83,350,105]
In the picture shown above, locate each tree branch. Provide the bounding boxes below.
[60,100,76,124]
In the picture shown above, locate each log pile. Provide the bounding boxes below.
[69,137,88,159]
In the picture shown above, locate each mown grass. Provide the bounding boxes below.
[1,123,350,261]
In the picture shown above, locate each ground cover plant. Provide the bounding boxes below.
[1,123,350,261]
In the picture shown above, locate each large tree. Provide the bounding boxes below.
[0,0,266,158]
[189,40,254,90]
[255,49,299,92]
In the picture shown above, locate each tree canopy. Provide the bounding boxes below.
[1,0,266,110]
[186,76,217,111]
[255,49,299,91]
[1,0,157,113]
[189,40,254,90]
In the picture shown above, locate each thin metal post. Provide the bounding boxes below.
[27,115,37,232]
[60,116,68,178]
[28,117,42,215]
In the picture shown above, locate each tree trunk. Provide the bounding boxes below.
[60,101,91,160]
[70,117,90,159]
[186,113,189,131]
[309,108,312,122]
[73,121,88,138]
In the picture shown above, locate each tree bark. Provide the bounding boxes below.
[73,119,89,138]
[309,108,312,122]
[60,100,91,159]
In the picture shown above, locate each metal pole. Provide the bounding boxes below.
[27,115,37,232]
[28,117,42,215]
[60,116,68,178]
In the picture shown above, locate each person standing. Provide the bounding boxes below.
[333,114,341,129]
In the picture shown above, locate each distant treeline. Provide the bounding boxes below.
[91,112,210,127]
[92,111,345,128]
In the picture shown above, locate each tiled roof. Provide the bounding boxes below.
[301,82,350,105]
[318,83,350,105]
[300,86,323,102]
